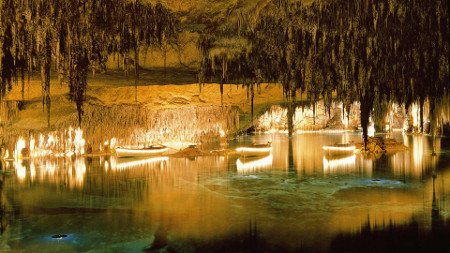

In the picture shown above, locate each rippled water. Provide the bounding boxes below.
[1,133,449,252]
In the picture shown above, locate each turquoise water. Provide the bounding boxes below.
[1,133,449,252]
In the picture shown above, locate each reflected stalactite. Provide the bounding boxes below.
[287,138,296,176]
[11,158,88,190]
[389,135,438,179]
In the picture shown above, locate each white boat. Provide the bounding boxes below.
[115,145,168,158]
[236,143,271,156]
[322,143,355,156]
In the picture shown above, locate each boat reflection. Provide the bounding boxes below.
[323,155,356,174]
[285,134,363,176]
[236,154,273,174]
[108,156,169,170]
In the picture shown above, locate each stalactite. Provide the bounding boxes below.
[41,31,52,128]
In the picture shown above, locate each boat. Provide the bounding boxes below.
[236,143,272,156]
[115,145,168,158]
[322,143,355,156]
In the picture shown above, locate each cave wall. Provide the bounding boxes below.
[254,101,411,133]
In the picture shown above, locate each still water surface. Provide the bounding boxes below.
[1,133,449,252]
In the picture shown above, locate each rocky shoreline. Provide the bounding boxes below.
[355,137,408,155]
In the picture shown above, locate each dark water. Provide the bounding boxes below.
[0,133,449,252]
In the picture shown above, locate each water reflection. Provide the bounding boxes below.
[107,156,169,171]
[323,155,357,174]
[330,169,449,253]
[9,157,88,189]
[383,134,441,179]
[14,160,26,181]
[3,133,450,252]
[236,154,273,174]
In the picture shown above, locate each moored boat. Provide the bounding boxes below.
[322,143,355,156]
[115,145,168,158]
[236,143,272,156]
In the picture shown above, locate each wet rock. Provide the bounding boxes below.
[172,145,207,157]
[423,122,431,134]
[144,227,169,252]
[443,123,450,136]
[210,149,231,156]
[384,138,408,153]
[21,147,30,158]
[86,144,93,154]
[51,234,68,239]
[325,107,345,130]
[357,137,407,155]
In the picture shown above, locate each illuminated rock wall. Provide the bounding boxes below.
[253,100,447,134]
[82,104,239,150]
[0,100,19,125]
[0,101,20,148]
[255,101,361,133]
[405,96,450,133]
[0,102,239,153]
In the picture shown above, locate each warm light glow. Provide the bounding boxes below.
[323,155,356,173]
[162,141,194,151]
[368,123,375,137]
[110,138,117,150]
[110,156,169,170]
[341,103,349,128]
[322,145,355,152]
[73,128,86,155]
[4,160,10,170]
[115,147,169,157]
[3,149,10,160]
[14,137,26,160]
[15,160,26,180]
[235,146,272,154]
[73,158,86,187]
[14,127,86,159]
[30,161,36,182]
[30,137,35,155]
[104,159,109,171]
[42,160,57,177]
[236,154,273,173]
[412,136,424,171]
[412,103,419,128]
[256,105,287,133]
